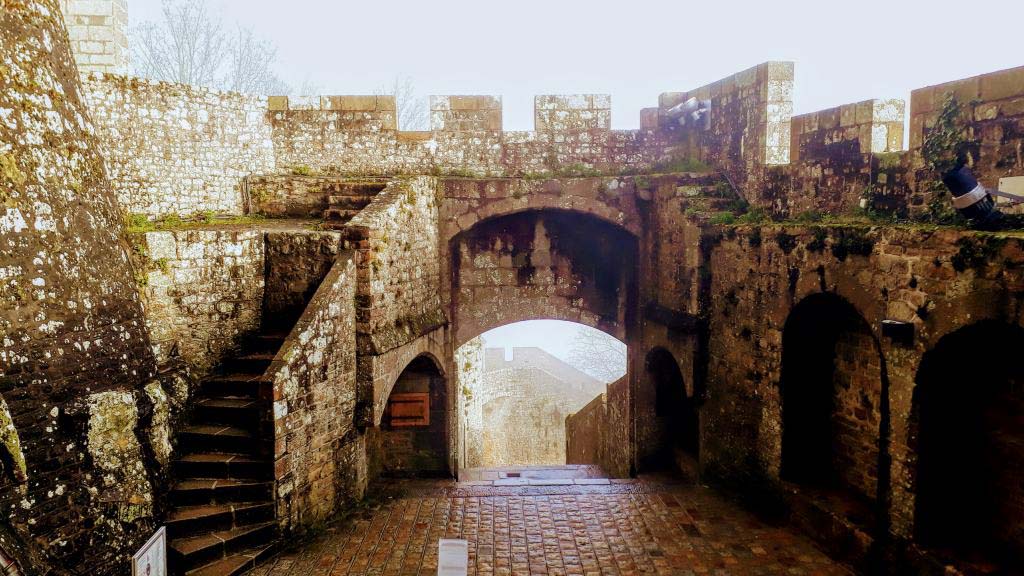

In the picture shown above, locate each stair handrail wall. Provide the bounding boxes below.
[260,250,361,532]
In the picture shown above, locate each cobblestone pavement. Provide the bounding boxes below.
[251,470,851,576]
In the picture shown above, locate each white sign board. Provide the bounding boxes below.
[996,176,1024,204]
[438,539,468,576]
[132,527,167,576]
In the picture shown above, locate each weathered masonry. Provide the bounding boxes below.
[1,1,1024,574]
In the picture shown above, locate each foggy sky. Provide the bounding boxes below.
[129,0,1024,131]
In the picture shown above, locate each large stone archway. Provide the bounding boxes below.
[450,209,640,347]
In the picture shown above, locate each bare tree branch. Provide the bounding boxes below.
[130,0,290,94]
[224,26,290,94]
[376,76,429,131]
[568,328,627,383]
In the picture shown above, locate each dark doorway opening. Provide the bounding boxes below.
[913,321,1024,573]
[641,348,698,471]
[779,293,881,516]
[377,355,449,477]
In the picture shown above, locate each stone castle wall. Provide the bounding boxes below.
[263,231,343,330]
[0,1,165,571]
[651,62,794,202]
[267,94,674,177]
[454,336,484,468]
[767,99,906,216]
[702,225,1024,542]
[267,253,362,530]
[132,229,265,375]
[128,228,341,379]
[6,3,1024,571]
[462,348,604,468]
[565,376,630,478]
[343,177,447,427]
[906,66,1024,215]
[82,76,275,216]
[450,208,638,345]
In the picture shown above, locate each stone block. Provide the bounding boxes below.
[659,92,687,109]
[321,95,378,111]
[840,104,859,128]
[536,94,590,110]
[766,60,795,81]
[289,95,319,110]
[639,108,659,130]
[937,76,982,106]
[980,66,1024,102]
[268,96,289,111]
[69,0,113,16]
[910,86,935,116]
[819,107,841,130]
[429,96,451,111]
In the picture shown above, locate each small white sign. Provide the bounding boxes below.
[996,176,1024,205]
[438,538,468,576]
[132,527,167,576]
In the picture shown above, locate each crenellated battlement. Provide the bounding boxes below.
[77,57,1024,222]
[265,92,616,135]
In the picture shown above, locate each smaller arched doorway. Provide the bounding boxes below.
[639,348,698,472]
[374,355,450,477]
[913,321,1024,571]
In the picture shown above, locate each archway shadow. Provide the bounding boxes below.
[911,320,1024,574]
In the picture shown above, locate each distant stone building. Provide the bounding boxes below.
[463,348,605,468]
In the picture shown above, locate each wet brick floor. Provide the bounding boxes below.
[251,469,851,576]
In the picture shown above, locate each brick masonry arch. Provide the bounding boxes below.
[908,320,1024,565]
[372,353,451,477]
[449,209,640,348]
[370,331,449,428]
[777,292,886,507]
[440,177,644,245]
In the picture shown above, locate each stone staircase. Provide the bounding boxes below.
[321,181,386,229]
[167,331,285,576]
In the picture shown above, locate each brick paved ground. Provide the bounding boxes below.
[252,468,850,576]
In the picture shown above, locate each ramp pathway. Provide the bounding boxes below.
[251,466,850,576]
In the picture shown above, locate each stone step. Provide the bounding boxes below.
[327,194,374,208]
[221,352,275,375]
[193,397,265,428]
[173,452,270,481]
[250,333,287,353]
[170,521,276,573]
[328,182,387,195]
[179,425,257,455]
[166,502,274,539]
[199,374,266,400]
[170,479,273,506]
[322,207,362,222]
[184,544,275,576]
